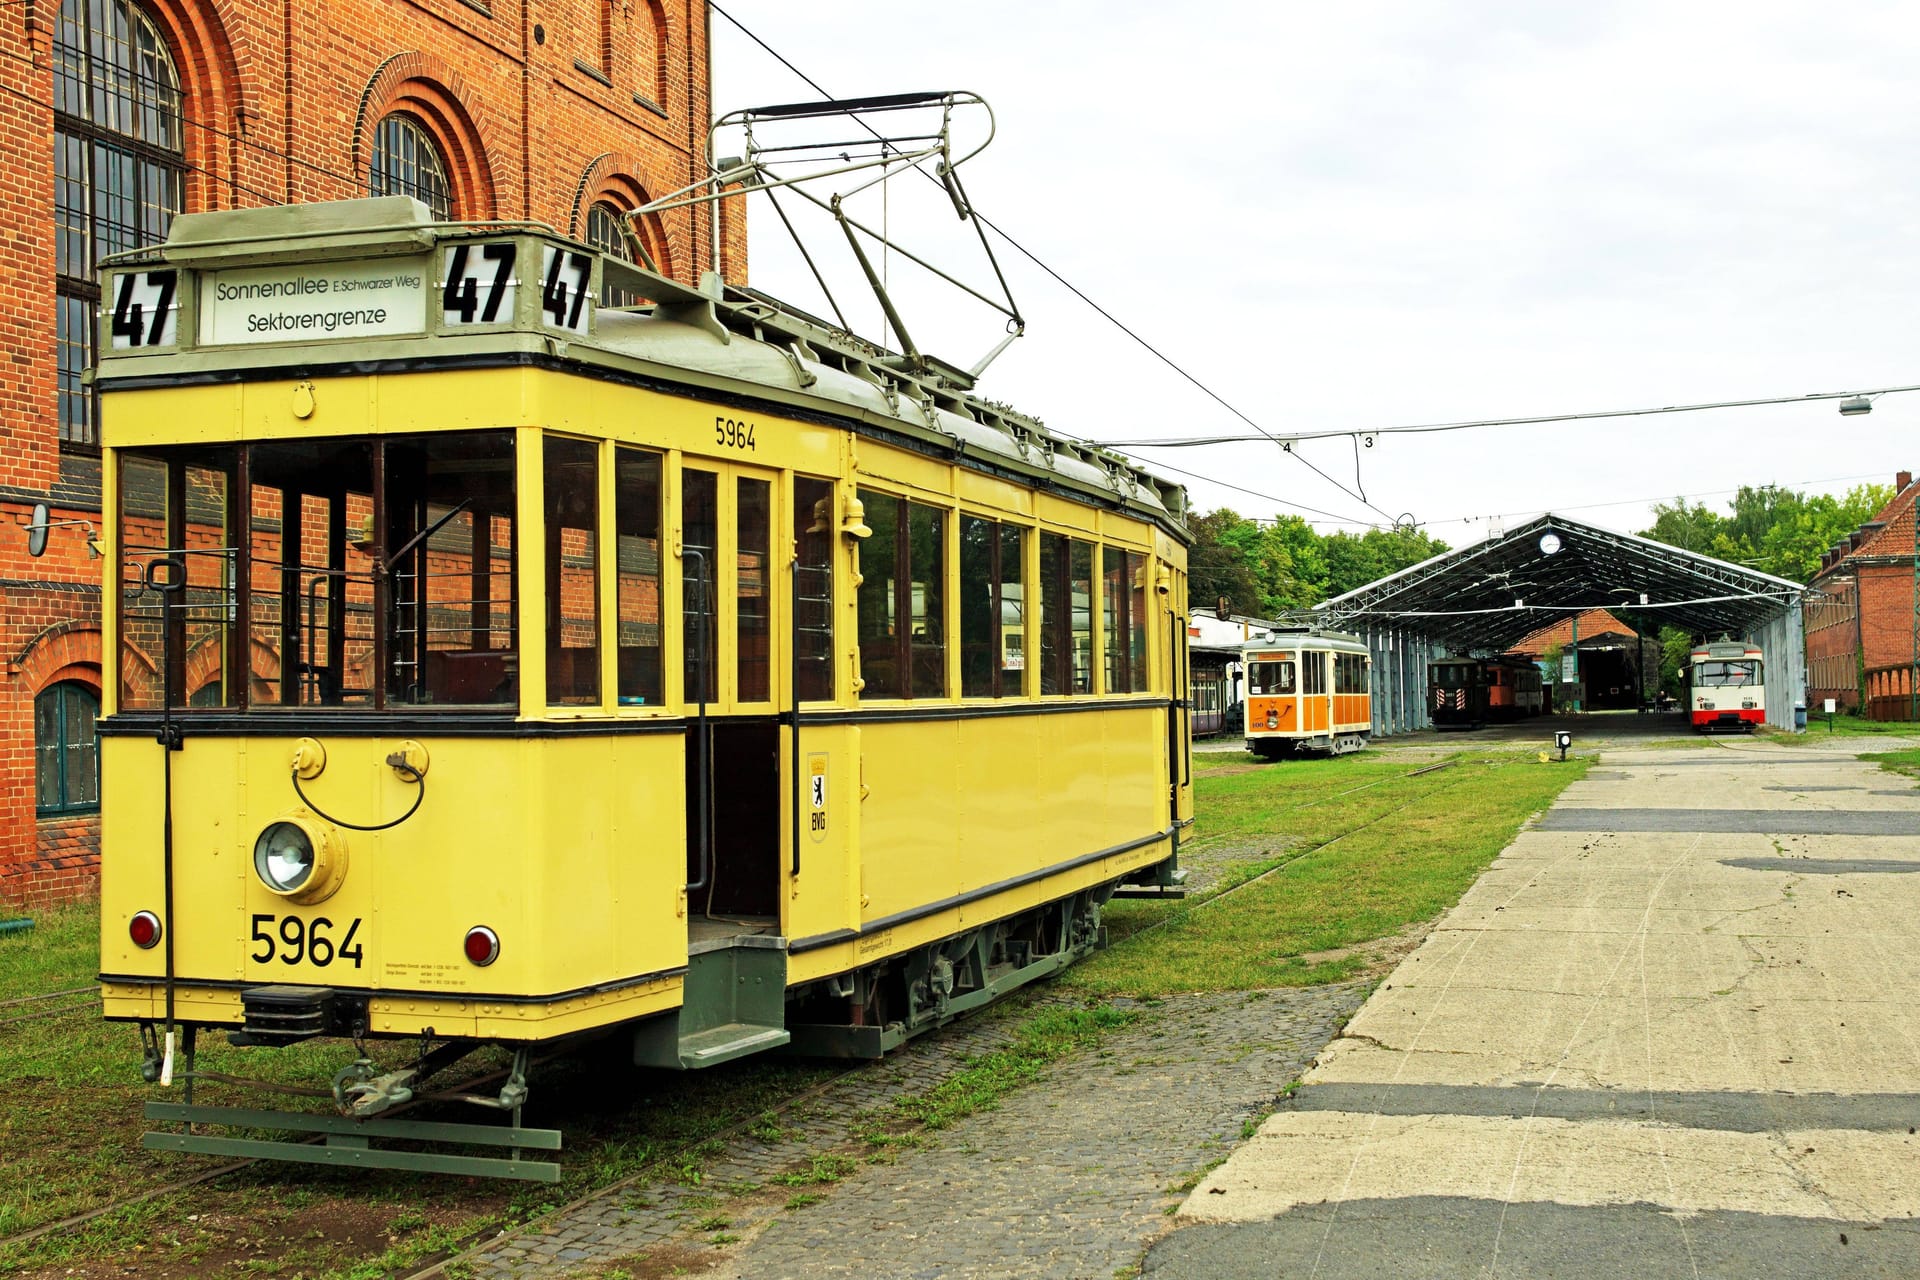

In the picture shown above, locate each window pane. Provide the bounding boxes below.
[736,477,770,703]
[909,504,945,698]
[794,476,835,702]
[616,449,663,706]
[117,452,168,710]
[182,463,234,708]
[1039,532,1065,695]
[1128,552,1148,693]
[246,438,376,706]
[589,201,649,306]
[544,437,600,706]
[386,432,517,706]
[1069,539,1093,695]
[999,525,1024,695]
[960,516,993,698]
[34,687,61,810]
[370,114,451,220]
[1103,547,1126,693]
[682,468,718,703]
[64,685,99,807]
[856,490,901,699]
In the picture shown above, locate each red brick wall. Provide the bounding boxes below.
[1804,576,1860,711]
[0,0,730,908]
[1858,563,1918,673]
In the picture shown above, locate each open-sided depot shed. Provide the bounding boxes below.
[1313,512,1807,735]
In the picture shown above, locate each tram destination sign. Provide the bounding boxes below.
[200,259,427,346]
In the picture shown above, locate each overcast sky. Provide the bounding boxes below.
[710,1,1919,545]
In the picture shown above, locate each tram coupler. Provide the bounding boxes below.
[446,1047,531,1112]
[139,1021,163,1083]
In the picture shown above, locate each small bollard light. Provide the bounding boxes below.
[1554,731,1572,761]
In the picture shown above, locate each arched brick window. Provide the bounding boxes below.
[587,200,641,305]
[35,681,100,814]
[53,0,184,444]
[369,112,452,220]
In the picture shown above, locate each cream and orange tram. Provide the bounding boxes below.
[89,198,1194,1181]
[1241,628,1371,758]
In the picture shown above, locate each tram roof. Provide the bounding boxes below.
[1314,511,1804,650]
[99,198,1190,540]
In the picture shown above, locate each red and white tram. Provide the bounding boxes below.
[1688,639,1765,732]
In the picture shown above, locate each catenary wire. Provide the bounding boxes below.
[705,2,1399,522]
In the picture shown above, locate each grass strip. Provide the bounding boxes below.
[1071,751,1589,995]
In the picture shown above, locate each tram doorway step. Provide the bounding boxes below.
[631,935,789,1070]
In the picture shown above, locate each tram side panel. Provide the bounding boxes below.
[855,706,1168,943]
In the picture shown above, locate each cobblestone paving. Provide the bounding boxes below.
[470,984,1368,1279]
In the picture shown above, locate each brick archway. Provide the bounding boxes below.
[568,154,680,279]
[353,52,497,218]
[17,622,103,698]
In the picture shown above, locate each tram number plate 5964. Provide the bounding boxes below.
[250,914,364,968]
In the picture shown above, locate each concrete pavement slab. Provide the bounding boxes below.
[1151,739,1920,1278]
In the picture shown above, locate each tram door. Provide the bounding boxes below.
[681,463,782,926]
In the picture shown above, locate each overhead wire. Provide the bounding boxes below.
[1100,383,1920,448]
[705,1,1398,523]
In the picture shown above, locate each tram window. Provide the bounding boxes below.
[117,452,238,710]
[960,516,995,697]
[737,477,772,703]
[615,449,663,706]
[386,433,518,705]
[961,517,1024,698]
[1248,659,1294,695]
[856,490,903,699]
[543,437,600,706]
[121,432,517,712]
[1103,548,1128,693]
[683,468,719,703]
[1128,551,1148,693]
[1694,660,1760,687]
[794,476,835,702]
[909,504,946,698]
[1069,541,1093,695]
[1038,532,1065,695]
[1303,652,1326,696]
[244,437,380,707]
[117,454,170,711]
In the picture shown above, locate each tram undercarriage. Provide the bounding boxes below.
[131,875,1135,1182]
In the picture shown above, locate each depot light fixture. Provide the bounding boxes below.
[1839,396,1874,417]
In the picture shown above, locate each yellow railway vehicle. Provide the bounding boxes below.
[91,198,1193,1180]
[1241,628,1371,758]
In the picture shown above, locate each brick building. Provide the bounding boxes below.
[1,0,743,907]
[1504,608,1658,712]
[1805,471,1919,719]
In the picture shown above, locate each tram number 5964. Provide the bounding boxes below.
[250,914,364,968]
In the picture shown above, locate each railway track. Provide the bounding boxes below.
[4,758,1502,1272]
[0,984,100,1031]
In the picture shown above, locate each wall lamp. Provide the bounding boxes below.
[22,502,99,558]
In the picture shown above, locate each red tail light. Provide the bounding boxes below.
[463,926,500,966]
[129,911,162,949]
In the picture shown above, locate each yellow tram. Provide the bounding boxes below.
[1241,627,1371,758]
[91,198,1193,1179]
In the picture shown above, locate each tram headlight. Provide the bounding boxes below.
[252,814,347,904]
